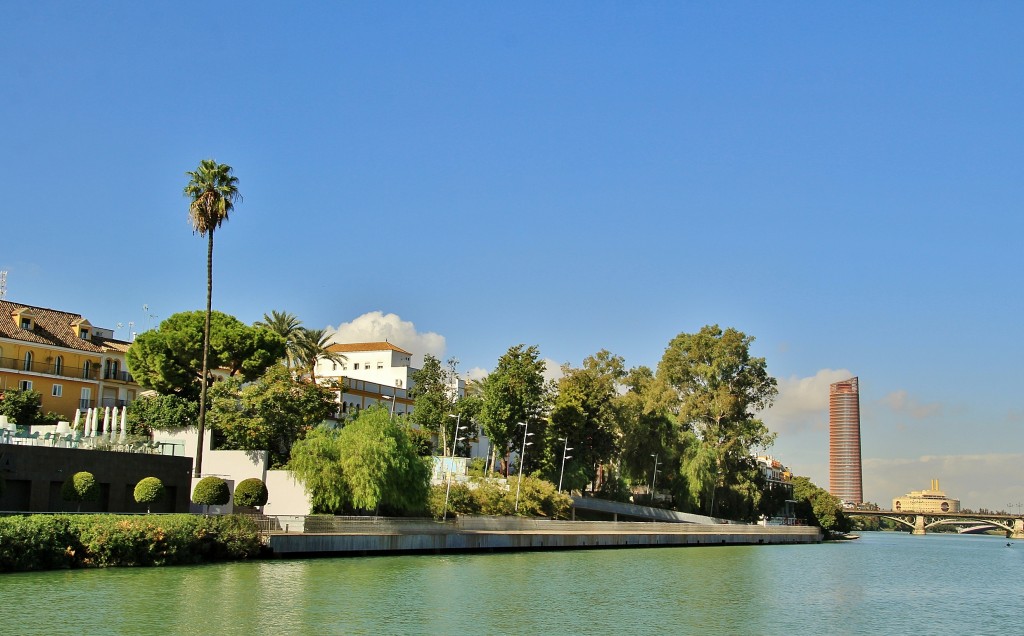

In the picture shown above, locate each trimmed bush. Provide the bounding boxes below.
[192,476,230,512]
[61,471,100,511]
[427,476,572,520]
[234,478,269,508]
[0,514,261,572]
[133,477,165,513]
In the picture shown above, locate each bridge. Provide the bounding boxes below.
[845,509,1024,538]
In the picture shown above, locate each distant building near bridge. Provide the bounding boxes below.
[893,479,960,514]
[829,376,863,504]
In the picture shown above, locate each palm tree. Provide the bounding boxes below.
[292,328,346,385]
[255,310,303,368]
[184,159,241,478]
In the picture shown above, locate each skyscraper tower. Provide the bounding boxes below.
[829,377,863,504]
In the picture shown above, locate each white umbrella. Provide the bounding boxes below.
[119,405,128,442]
[72,409,81,431]
[85,409,94,437]
[109,408,118,441]
[102,407,110,436]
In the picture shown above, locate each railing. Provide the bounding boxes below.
[79,399,95,409]
[0,356,100,381]
[100,398,128,408]
[103,370,135,382]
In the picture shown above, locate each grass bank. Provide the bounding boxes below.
[0,514,262,573]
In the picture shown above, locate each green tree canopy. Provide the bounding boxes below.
[126,311,285,400]
[255,310,302,369]
[291,328,345,385]
[288,426,347,514]
[62,471,100,511]
[207,364,337,467]
[657,325,778,516]
[338,406,430,514]
[126,394,199,435]
[192,476,230,512]
[0,388,45,427]
[234,478,269,508]
[133,477,165,513]
[478,345,549,475]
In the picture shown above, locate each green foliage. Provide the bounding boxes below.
[61,472,100,509]
[288,426,347,513]
[126,310,285,399]
[255,310,303,368]
[426,482,480,518]
[549,350,625,488]
[126,394,198,435]
[657,325,778,517]
[0,388,47,426]
[478,344,549,475]
[133,477,165,512]
[791,475,850,534]
[208,364,336,467]
[427,476,571,519]
[338,406,431,514]
[0,514,260,572]
[506,476,573,518]
[410,354,455,437]
[234,478,269,508]
[291,328,345,384]
[192,476,230,509]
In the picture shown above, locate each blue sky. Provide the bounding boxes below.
[3,2,1022,510]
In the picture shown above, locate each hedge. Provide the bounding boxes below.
[0,514,262,572]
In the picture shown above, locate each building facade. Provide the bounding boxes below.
[892,480,960,514]
[0,300,139,422]
[829,376,863,504]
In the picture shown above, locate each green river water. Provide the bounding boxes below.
[2,531,1021,635]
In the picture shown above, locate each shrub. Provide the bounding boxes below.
[133,477,165,513]
[0,514,261,572]
[427,482,480,519]
[234,478,269,508]
[61,471,100,511]
[192,476,230,512]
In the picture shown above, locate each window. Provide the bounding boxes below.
[80,329,89,340]
[52,384,63,397]
[23,351,33,371]
[20,318,31,329]
[54,356,64,375]
[377,361,383,369]
[396,379,402,387]
[332,362,337,371]
[19,380,32,391]
[82,361,92,379]
[354,363,360,370]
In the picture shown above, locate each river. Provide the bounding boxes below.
[2,531,1021,635]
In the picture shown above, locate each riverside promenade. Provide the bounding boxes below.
[264,516,822,557]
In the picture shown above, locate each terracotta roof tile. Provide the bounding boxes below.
[0,299,126,354]
[326,341,412,355]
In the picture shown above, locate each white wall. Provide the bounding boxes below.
[263,470,312,516]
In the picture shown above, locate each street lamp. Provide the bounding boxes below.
[650,454,660,499]
[380,395,396,418]
[558,437,573,494]
[514,421,534,512]
[441,415,468,522]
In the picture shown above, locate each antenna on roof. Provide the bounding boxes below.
[0,271,6,300]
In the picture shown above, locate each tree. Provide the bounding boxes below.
[338,406,430,514]
[207,364,337,467]
[255,310,303,369]
[549,350,625,491]
[185,159,241,478]
[126,311,284,399]
[288,426,347,514]
[409,354,456,453]
[291,328,345,385]
[192,476,230,513]
[792,475,849,534]
[657,325,778,516]
[478,345,549,476]
[126,394,199,436]
[615,365,682,499]
[61,471,100,512]
[0,388,45,427]
[234,478,269,508]
[133,477,165,513]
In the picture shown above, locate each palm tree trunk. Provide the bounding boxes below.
[195,229,214,477]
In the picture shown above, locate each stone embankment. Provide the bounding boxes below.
[264,516,821,557]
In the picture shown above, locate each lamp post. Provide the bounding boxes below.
[1009,502,1024,516]
[442,414,468,522]
[650,454,660,499]
[514,421,534,512]
[558,437,573,494]
[380,394,396,418]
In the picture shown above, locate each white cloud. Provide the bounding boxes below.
[879,390,942,419]
[541,358,564,384]
[863,454,1024,512]
[760,368,854,434]
[324,311,445,368]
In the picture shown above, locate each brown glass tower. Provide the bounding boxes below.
[829,377,862,504]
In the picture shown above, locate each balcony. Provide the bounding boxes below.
[102,369,135,383]
[0,356,100,381]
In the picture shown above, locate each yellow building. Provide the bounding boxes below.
[892,479,961,514]
[0,300,139,422]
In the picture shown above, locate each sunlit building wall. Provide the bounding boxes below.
[829,376,863,504]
